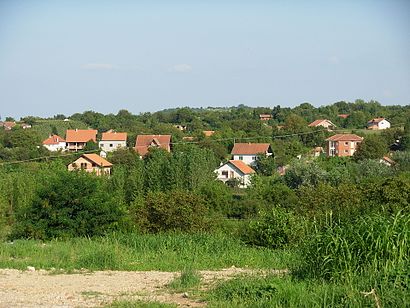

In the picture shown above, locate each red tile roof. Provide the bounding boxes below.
[66,129,97,143]
[229,160,255,175]
[101,131,127,141]
[231,143,271,155]
[368,117,386,124]
[326,134,363,142]
[82,154,112,167]
[382,156,395,165]
[1,121,16,129]
[134,135,171,156]
[308,119,335,127]
[43,134,66,145]
[337,114,350,119]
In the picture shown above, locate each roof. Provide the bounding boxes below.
[101,131,127,141]
[228,160,255,175]
[259,114,272,118]
[308,119,335,127]
[1,121,16,129]
[66,129,97,143]
[203,130,215,137]
[82,154,112,167]
[43,134,66,145]
[326,134,363,142]
[337,114,350,119]
[134,135,171,156]
[382,156,395,164]
[368,117,387,124]
[231,143,271,155]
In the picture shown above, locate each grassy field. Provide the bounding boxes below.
[32,119,88,138]
[0,232,295,271]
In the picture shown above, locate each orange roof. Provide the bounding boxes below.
[203,130,215,137]
[308,119,335,127]
[368,117,386,123]
[231,143,271,155]
[228,160,255,175]
[134,135,171,156]
[382,156,395,164]
[337,114,350,119]
[1,121,16,129]
[101,131,127,141]
[66,129,97,143]
[82,154,112,167]
[326,134,363,142]
[43,134,65,145]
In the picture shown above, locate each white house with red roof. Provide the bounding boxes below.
[99,130,127,152]
[367,118,390,130]
[215,160,255,188]
[231,143,273,166]
[42,134,66,152]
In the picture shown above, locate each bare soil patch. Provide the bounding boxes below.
[0,268,286,307]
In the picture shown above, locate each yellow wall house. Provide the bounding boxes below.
[68,154,113,176]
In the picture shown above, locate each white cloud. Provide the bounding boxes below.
[169,64,193,73]
[82,63,120,70]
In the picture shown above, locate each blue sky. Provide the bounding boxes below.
[0,0,409,118]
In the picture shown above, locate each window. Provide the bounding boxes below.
[345,142,349,146]
[239,156,243,160]
[221,171,228,178]
[80,163,87,169]
[344,150,348,153]
[109,144,113,147]
[230,171,234,178]
[252,156,257,160]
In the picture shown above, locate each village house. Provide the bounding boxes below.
[337,114,350,119]
[326,134,363,157]
[311,146,324,157]
[308,119,336,129]
[203,130,215,137]
[65,129,98,151]
[380,156,395,167]
[231,143,273,166]
[21,123,32,129]
[99,130,127,152]
[0,121,16,130]
[174,125,187,131]
[134,134,171,157]
[42,134,66,152]
[67,153,112,176]
[215,160,255,188]
[259,114,272,121]
[367,118,390,130]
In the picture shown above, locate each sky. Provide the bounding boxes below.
[0,0,409,119]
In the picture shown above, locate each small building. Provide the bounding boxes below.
[312,146,324,157]
[42,134,66,152]
[134,134,171,157]
[215,160,255,188]
[203,130,215,137]
[1,121,16,130]
[66,129,98,151]
[231,143,273,166]
[99,130,127,152]
[174,125,187,131]
[326,134,363,157]
[367,118,390,130]
[308,119,336,129]
[380,156,395,167]
[67,154,112,176]
[259,114,272,121]
[337,114,350,119]
[21,123,32,129]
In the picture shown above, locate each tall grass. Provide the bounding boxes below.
[0,232,295,271]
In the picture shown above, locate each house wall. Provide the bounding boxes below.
[327,140,361,157]
[44,142,66,152]
[233,152,272,166]
[66,142,87,151]
[99,140,127,152]
[377,120,390,130]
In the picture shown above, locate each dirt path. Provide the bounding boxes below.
[0,268,286,307]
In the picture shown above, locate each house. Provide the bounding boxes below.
[259,114,272,121]
[326,134,363,157]
[203,130,215,137]
[174,125,187,131]
[134,134,171,156]
[21,123,32,129]
[380,156,395,167]
[1,121,16,130]
[308,119,336,129]
[215,160,255,188]
[42,134,66,152]
[99,130,127,152]
[231,143,273,166]
[65,129,98,151]
[312,146,324,157]
[367,118,391,130]
[67,154,112,176]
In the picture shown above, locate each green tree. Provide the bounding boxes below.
[354,135,388,160]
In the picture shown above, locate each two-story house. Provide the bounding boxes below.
[99,130,127,152]
[66,129,98,151]
[326,134,363,157]
[231,143,273,166]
